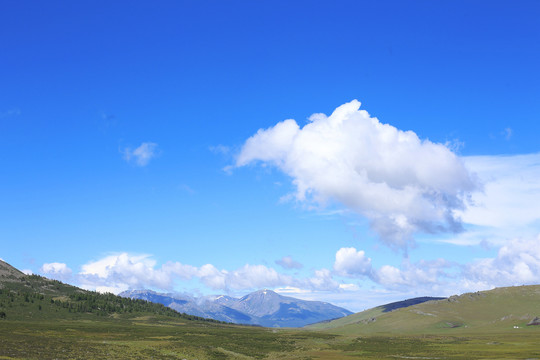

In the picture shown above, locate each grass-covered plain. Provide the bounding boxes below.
[1,317,540,359]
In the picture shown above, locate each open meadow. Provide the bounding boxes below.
[1,316,539,359]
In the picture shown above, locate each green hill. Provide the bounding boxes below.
[311,285,540,335]
[0,259,222,322]
[307,296,443,330]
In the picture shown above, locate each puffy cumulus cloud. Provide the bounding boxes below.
[195,264,341,292]
[463,236,540,289]
[198,264,228,290]
[79,253,172,293]
[41,262,72,282]
[73,235,540,299]
[333,247,373,277]
[164,263,289,291]
[122,142,159,166]
[372,259,453,292]
[275,255,303,270]
[236,100,478,249]
[375,265,405,286]
[332,247,456,294]
[334,236,540,296]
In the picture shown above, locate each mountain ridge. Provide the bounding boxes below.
[120,288,353,327]
[0,259,26,281]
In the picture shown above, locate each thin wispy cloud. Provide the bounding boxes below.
[0,108,21,119]
[209,144,231,155]
[503,127,513,140]
[122,142,159,167]
[275,256,303,270]
[460,153,540,231]
[178,183,196,194]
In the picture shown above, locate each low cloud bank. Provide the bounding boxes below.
[334,234,540,295]
[40,234,540,300]
[65,253,346,294]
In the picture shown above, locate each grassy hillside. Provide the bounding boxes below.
[0,260,223,322]
[313,285,540,335]
[307,296,443,330]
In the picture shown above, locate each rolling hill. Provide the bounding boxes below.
[307,296,444,330]
[310,285,540,335]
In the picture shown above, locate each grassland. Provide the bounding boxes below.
[1,261,540,359]
[1,316,540,359]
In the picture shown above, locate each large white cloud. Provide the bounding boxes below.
[236,100,478,249]
[79,254,173,293]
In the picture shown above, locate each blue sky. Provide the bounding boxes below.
[1,1,539,311]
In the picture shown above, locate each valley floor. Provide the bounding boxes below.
[1,317,539,359]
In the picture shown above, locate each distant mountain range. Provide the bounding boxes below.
[3,258,540,335]
[120,289,353,327]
